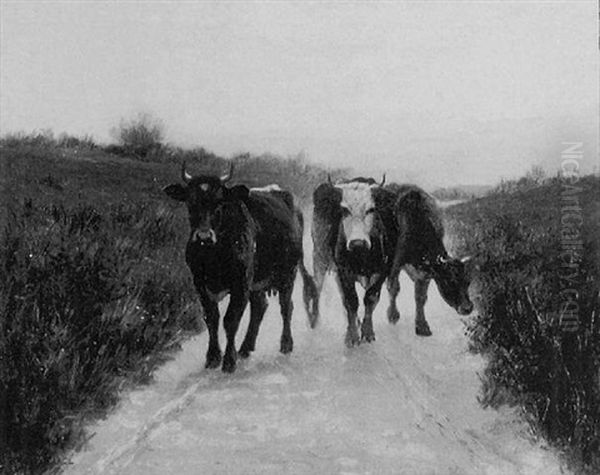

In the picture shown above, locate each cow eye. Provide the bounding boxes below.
[340,206,351,217]
[366,207,376,215]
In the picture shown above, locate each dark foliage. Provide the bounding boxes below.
[0,202,197,473]
[111,113,165,159]
[445,175,600,473]
[0,131,346,473]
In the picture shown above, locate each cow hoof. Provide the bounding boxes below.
[280,337,294,354]
[345,330,360,348]
[415,322,432,337]
[205,351,222,369]
[222,357,237,373]
[387,308,400,324]
[361,331,376,343]
[238,342,254,359]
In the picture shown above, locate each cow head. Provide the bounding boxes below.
[163,162,248,246]
[327,176,386,252]
[431,255,474,315]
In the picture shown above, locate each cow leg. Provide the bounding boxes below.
[386,271,401,324]
[336,271,360,347]
[310,254,329,328]
[362,275,385,342]
[388,215,409,324]
[239,291,268,358]
[415,278,432,336]
[278,284,295,354]
[222,289,250,373]
[198,290,221,369]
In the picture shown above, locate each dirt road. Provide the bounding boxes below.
[64,266,564,475]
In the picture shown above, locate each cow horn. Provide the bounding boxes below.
[181,162,192,183]
[437,255,449,264]
[380,173,386,187]
[461,256,472,264]
[220,162,234,183]
[327,173,334,186]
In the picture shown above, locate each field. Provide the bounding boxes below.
[0,133,344,473]
[1,132,598,473]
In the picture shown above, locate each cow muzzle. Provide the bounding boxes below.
[347,239,371,252]
[191,228,217,245]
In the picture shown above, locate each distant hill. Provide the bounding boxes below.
[0,133,347,214]
[431,184,493,201]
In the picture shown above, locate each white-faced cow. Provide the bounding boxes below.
[385,184,474,336]
[311,176,398,346]
[164,163,316,372]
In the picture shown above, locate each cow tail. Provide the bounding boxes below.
[298,259,319,329]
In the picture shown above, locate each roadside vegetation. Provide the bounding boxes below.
[445,173,600,474]
[0,123,345,473]
[3,120,597,474]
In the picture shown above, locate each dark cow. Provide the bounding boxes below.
[385,184,474,336]
[311,176,398,346]
[164,163,316,373]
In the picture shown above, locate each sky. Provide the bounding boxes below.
[1,1,598,187]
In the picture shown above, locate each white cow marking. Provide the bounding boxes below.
[250,184,282,193]
[335,182,377,249]
[404,264,429,281]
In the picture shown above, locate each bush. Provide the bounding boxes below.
[56,133,97,150]
[1,131,97,151]
[111,112,165,159]
[490,164,550,195]
[446,175,600,473]
[0,201,197,474]
[1,130,58,151]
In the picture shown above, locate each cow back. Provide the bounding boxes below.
[246,189,303,284]
[390,184,445,260]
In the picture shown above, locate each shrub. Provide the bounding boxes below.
[1,131,96,152]
[56,133,97,150]
[490,164,550,195]
[0,201,196,474]
[111,112,165,159]
[446,175,600,473]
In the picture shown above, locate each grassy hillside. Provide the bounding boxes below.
[0,132,345,474]
[444,175,600,473]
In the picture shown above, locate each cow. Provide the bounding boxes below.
[164,163,317,373]
[311,176,398,346]
[385,184,474,336]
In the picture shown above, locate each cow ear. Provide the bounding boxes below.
[314,183,344,228]
[227,184,250,201]
[313,182,341,218]
[163,184,187,202]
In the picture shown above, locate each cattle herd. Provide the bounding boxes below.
[164,163,474,373]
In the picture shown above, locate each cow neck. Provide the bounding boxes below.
[216,200,253,238]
